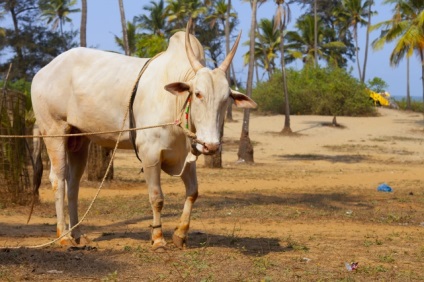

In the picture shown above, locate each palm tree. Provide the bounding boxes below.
[135,0,168,36]
[285,15,346,66]
[80,0,87,47]
[114,21,138,55]
[237,0,257,163]
[206,0,238,121]
[166,0,208,31]
[372,0,424,109]
[337,0,371,82]
[274,0,292,134]
[118,0,130,55]
[362,0,374,83]
[243,18,280,80]
[39,0,80,36]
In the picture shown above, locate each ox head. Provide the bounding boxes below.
[165,22,257,156]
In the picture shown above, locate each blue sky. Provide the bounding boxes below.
[2,0,422,98]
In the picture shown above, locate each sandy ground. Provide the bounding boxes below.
[1,107,423,281]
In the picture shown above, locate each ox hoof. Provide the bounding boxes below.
[59,234,90,246]
[152,240,167,253]
[172,234,186,249]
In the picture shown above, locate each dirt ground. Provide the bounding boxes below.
[1,108,424,281]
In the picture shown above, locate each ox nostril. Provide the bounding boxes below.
[204,143,220,154]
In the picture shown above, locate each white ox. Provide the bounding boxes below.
[31,26,256,249]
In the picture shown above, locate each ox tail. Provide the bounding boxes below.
[27,124,44,224]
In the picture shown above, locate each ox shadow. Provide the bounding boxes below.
[0,246,124,279]
[278,153,368,163]
[90,224,289,257]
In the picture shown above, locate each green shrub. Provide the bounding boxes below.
[395,98,424,113]
[253,67,376,116]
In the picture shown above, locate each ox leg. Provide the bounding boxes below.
[43,136,68,244]
[144,164,167,250]
[66,137,90,244]
[173,162,198,249]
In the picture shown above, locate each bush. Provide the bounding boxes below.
[395,98,424,113]
[253,67,376,116]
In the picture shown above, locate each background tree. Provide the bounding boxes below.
[274,0,292,134]
[372,0,424,109]
[80,0,87,47]
[243,18,280,80]
[136,0,169,36]
[118,0,130,55]
[237,0,257,163]
[114,20,138,55]
[0,0,77,80]
[293,0,355,67]
[205,0,238,121]
[337,0,371,82]
[39,0,80,37]
[285,14,346,66]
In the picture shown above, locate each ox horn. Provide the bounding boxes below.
[218,31,242,73]
[185,19,204,72]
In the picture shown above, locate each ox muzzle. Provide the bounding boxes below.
[191,140,221,156]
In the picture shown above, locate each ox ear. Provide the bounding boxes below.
[230,89,257,109]
[164,82,191,96]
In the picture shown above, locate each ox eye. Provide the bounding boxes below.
[195,91,203,99]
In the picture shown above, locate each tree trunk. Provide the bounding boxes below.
[406,56,411,110]
[9,6,24,79]
[80,0,87,47]
[279,12,292,134]
[204,2,233,168]
[362,0,372,83]
[87,144,113,181]
[80,2,113,180]
[314,0,317,67]
[118,0,130,56]
[354,26,362,82]
[421,56,424,114]
[237,0,257,163]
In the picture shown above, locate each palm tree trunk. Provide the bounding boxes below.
[80,0,87,47]
[225,0,234,122]
[406,56,411,110]
[421,57,424,113]
[314,0,317,67]
[362,0,372,83]
[87,144,113,181]
[354,27,362,82]
[237,0,257,163]
[9,7,24,78]
[118,0,130,56]
[280,24,292,134]
[79,0,113,180]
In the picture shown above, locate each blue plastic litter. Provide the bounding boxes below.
[377,183,392,192]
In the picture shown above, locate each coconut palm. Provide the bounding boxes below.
[285,14,346,66]
[336,0,371,82]
[136,0,168,36]
[206,0,238,121]
[237,0,257,163]
[118,0,130,55]
[372,0,424,108]
[243,18,280,80]
[114,21,138,56]
[39,0,80,36]
[274,0,292,134]
[80,0,87,47]
[166,0,208,31]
